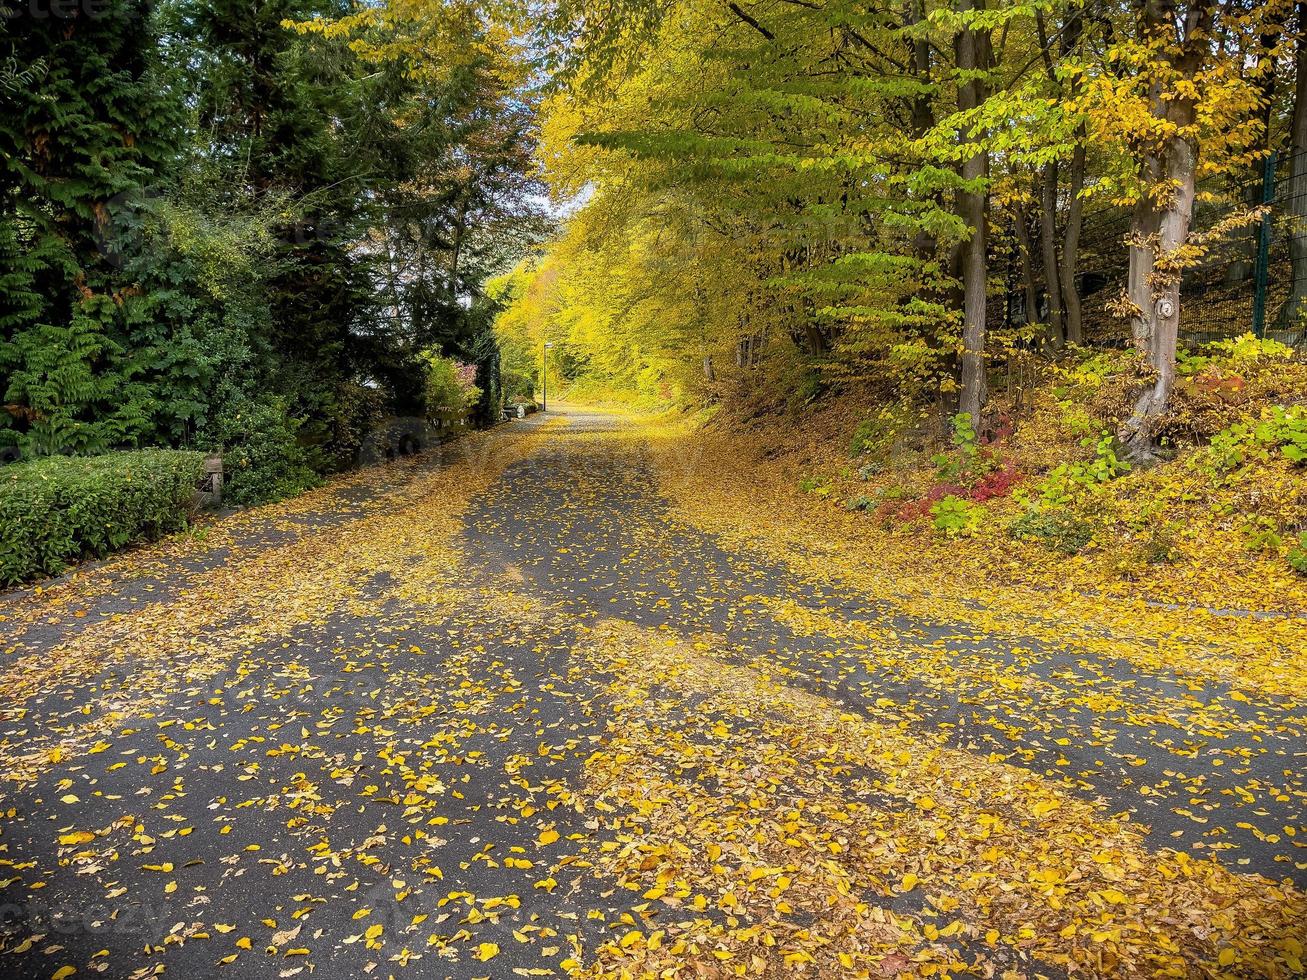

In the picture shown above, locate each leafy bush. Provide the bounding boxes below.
[849,403,920,459]
[844,494,874,512]
[1205,404,1307,472]
[849,418,882,458]
[857,461,883,480]
[1179,334,1295,375]
[424,352,482,420]
[1288,534,1307,575]
[1056,350,1120,393]
[969,464,1024,501]
[201,399,320,507]
[930,412,986,481]
[931,495,982,537]
[1031,432,1130,507]
[1008,510,1095,555]
[799,474,833,497]
[0,450,205,585]
[1135,525,1181,566]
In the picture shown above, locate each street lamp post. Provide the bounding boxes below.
[542,341,554,413]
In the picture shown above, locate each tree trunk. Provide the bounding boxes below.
[1012,203,1041,329]
[1276,1,1307,328]
[1118,137,1198,461]
[907,0,938,262]
[1038,161,1066,347]
[1060,139,1086,344]
[1116,0,1213,462]
[956,0,989,420]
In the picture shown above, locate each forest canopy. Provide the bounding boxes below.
[1,0,546,502]
[498,0,1306,461]
[5,0,1307,499]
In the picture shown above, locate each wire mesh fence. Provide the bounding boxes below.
[1070,148,1307,349]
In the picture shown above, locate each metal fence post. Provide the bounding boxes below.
[1252,150,1277,338]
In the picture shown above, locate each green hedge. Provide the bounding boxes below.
[0,450,206,586]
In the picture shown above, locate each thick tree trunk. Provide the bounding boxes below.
[1060,139,1086,344]
[956,0,989,420]
[1038,161,1065,346]
[1276,1,1307,328]
[1116,0,1212,462]
[1119,138,1197,461]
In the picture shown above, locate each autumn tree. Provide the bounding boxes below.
[1074,0,1290,460]
[954,0,992,419]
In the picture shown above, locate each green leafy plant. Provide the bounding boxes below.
[1243,518,1283,554]
[857,462,883,480]
[1207,333,1294,365]
[849,403,919,459]
[1008,510,1095,555]
[1288,533,1307,575]
[849,418,883,458]
[844,494,874,512]
[1054,351,1119,396]
[1031,432,1130,507]
[799,474,834,497]
[931,412,994,483]
[1255,406,1307,464]
[1135,525,1182,565]
[207,400,320,508]
[931,494,982,537]
[1204,405,1307,473]
[424,352,483,419]
[0,450,205,585]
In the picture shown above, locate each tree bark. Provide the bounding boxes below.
[1118,137,1198,461]
[1038,161,1066,347]
[1060,139,1086,344]
[1116,0,1212,462]
[1012,203,1042,329]
[907,0,938,262]
[1275,1,1307,328]
[956,0,989,420]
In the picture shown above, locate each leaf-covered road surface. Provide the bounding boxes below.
[1,409,1304,979]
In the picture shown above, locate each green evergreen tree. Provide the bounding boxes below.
[0,0,186,454]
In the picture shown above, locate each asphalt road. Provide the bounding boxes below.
[0,408,1302,979]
